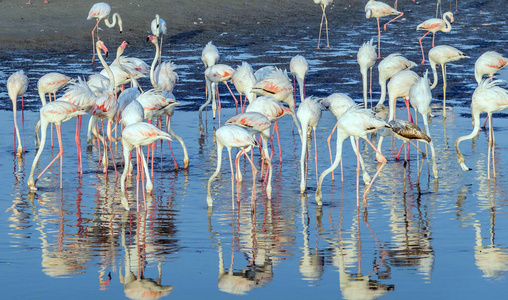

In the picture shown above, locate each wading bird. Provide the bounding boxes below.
[365,0,403,59]
[7,70,29,156]
[313,0,333,49]
[377,53,417,108]
[417,12,454,65]
[357,39,377,108]
[87,2,122,63]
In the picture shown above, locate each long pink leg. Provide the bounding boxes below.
[313,128,319,186]
[362,138,387,206]
[34,124,63,187]
[383,12,404,31]
[419,31,431,65]
[376,18,381,59]
[356,137,360,206]
[275,121,282,163]
[224,82,239,114]
[91,19,100,63]
[75,116,82,175]
[432,32,436,47]
[21,96,25,153]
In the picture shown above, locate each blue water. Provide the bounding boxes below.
[2,0,508,299]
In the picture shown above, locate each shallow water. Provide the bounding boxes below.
[2,1,508,299]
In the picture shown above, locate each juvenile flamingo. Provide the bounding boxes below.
[7,70,29,156]
[315,105,389,206]
[357,39,377,108]
[87,2,122,63]
[417,12,454,65]
[313,0,334,49]
[206,125,259,207]
[27,101,87,191]
[365,0,403,59]
[455,80,508,179]
[428,45,468,117]
[297,97,322,193]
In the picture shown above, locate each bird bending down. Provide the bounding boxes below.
[365,0,403,59]
[225,112,273,198]
[409,70,438,178]
[313,0,333,49]
[38,72,75,106]
[87,2,123,63]
[417,11,454,65]
[297,97,322,193]
[201,41,220,68]
[455,79,508,179]
[207,125,259,207]
[7,70,29,157]
[428,45,468,117]
[120,122,172,210]
[231,61,257,113]
[290,55,308,104]
[377,53,417,108]
[315,105,389,206]
[27,101,87,191]
[357,39,377,108]
[474,51,508,84]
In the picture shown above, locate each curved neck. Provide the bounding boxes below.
[104,13,122,31]
[430,62,438,89]
[97,44,115,91]
[150,40,161,90]
[442,14,452,33]
[378,79,387,106]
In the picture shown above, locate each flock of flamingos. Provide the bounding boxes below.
[6,1,508,210]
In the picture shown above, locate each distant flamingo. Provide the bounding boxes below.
[37,72,74,106]
[428,45,468,117]
[206,125,259,207]
[474,51,508,84]
[151,14,167,64]
[231,62,257,113]
[417,11,454,65]
[377,53,417,108]
[290,54,308,103]
[27,101,87,191]
[455,80,508,179]
[26,0,48,4]
[120,122,172,210]
[297,97,322,193]
[315,105,389,206]
[409,70,438,178]
[313,0,333,49]
[357,39,377,108]
[87,2,123,63]
[365,0,403,59]
[201,41,220,68]
[7,70,29,156]
[226,112,273,198]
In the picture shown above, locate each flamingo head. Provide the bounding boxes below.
[120,41,129,49]
[97,40,109,57]
[147,35,157,45]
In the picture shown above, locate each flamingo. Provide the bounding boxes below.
[321,93,374,185]
[206,125,259,206]
[357,39,377,108]
[198,64,237,134]
[201,41,220,68]
[313,0,333,49]
[151,14,167,65]
[120,122,172,210]
[417,11,454,65]
[251,67,302,139]
[377,53,417,108]
[231,62,257,113]
[37,72,74,106]
[315,105,389,206]
[225,112,273,198]
[26,0,48,4]
[428,45,468,117]
[409,70,438,178]
[7,70,29,157]
[290,54,308,103]
[297,97,322,193]
[365,0,403,59]
[245,96,294,162]
[376,69,419,160]
[27,101,87,191]
[474,51,508,84]
[87,2,123,63]
[455,79,508,179]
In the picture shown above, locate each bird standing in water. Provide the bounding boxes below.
[7,70,29,157]
[365,0,403,59]
[87,2,123,63]
[417,12,454,65]
[313,0,333,49]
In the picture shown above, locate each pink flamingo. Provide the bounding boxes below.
[377,53,417,108]
[201,41,220,68]
[365,0,403,59]
[456,80,508,179]
[313,0,333,49]
[206,125,259,207]
[474,51,508,84]
[27,101,87,191]
[231,61,257,113]
[7,70,29,157]
[417,11,454,65]
[37,72,74,106]
[87,2,122,63]
[120,122,172,210]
